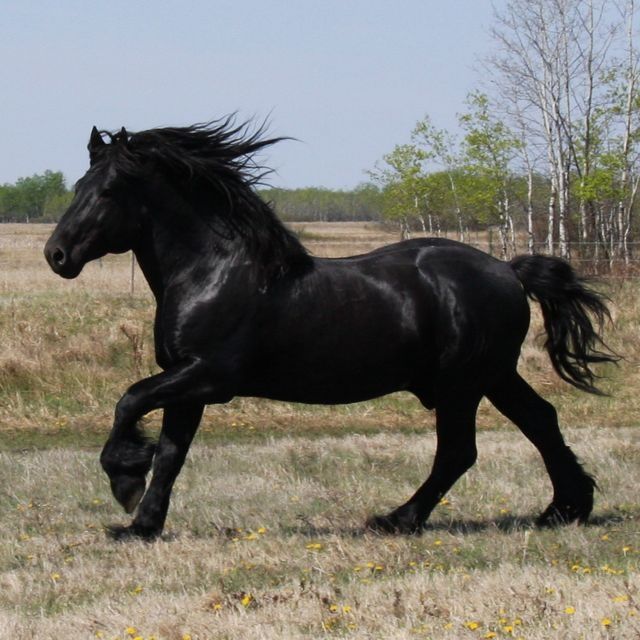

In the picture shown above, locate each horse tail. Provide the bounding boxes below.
[509,254,617,394]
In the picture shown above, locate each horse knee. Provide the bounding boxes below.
[114,392,140,427]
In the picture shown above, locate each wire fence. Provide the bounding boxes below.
[454,232,640,280]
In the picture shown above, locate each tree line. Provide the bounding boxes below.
[0,173,386,224]
[0,171,72,222]
[258,185,383,222]
[370,0,640,267]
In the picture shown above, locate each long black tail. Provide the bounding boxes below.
[510,255,617,394]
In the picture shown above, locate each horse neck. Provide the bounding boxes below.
[131,182,308,302]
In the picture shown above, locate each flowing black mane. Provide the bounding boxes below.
[99,117,310,276]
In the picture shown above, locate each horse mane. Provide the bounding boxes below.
[99,116,311,278]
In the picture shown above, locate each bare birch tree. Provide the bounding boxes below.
[488,0,618,259]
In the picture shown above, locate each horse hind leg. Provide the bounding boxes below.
[367,391,481,534]
[487,372,595,526]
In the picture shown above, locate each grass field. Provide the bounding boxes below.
[0,222,638,639]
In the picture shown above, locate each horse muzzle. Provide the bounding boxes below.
[44,240,83,278]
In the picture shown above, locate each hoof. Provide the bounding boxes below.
[536,501,591,528]
[365,511,423,535]
[105,522,160,542]
[109,475,146,514]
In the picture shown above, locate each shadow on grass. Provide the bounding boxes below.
[281,510,634,539]
[104,510,636,543]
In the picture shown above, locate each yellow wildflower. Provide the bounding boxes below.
[241,594,252,607]
[601,617,612,627]
[564,606,576,615]
[464,621,480,630]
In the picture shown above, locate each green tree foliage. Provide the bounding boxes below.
[0,170,70,222]
[368,144,427,237]
[458,92,522,255]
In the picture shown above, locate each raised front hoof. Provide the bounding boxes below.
[109,475,146,514]
[536,501,592,528]
[365,511,423,535]
[105,522,161,542]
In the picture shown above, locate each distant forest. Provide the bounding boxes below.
[0,172,385,223]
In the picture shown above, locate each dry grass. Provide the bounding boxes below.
[0,222,639,638]
[0,222,637,438]
[0,429,638,639]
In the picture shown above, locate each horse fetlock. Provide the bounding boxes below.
[105,521,161,542]
[366,504,424,535]
[109,474,147,514]
[537,496,593,527]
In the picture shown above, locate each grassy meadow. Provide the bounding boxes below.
[0,222,638,639]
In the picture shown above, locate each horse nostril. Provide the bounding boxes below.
[52,248,66,265]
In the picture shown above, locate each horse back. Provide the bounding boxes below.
[241,238,529,404]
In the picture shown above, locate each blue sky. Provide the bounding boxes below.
[1,0,500,189]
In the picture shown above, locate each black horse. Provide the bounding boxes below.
[44,119,615,540]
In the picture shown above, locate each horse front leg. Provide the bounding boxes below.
[99,359,225,522]
[107,403,204,540]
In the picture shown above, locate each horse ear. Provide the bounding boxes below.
[118,127,128,143]
[88,126,105,163]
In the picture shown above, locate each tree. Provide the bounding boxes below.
[368,144,427,238]
[458,92,522,257]
[488,0,620,258]
[411,116,468,240]
[1,170,69,221]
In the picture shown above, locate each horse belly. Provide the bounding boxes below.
[244,333,425,405]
